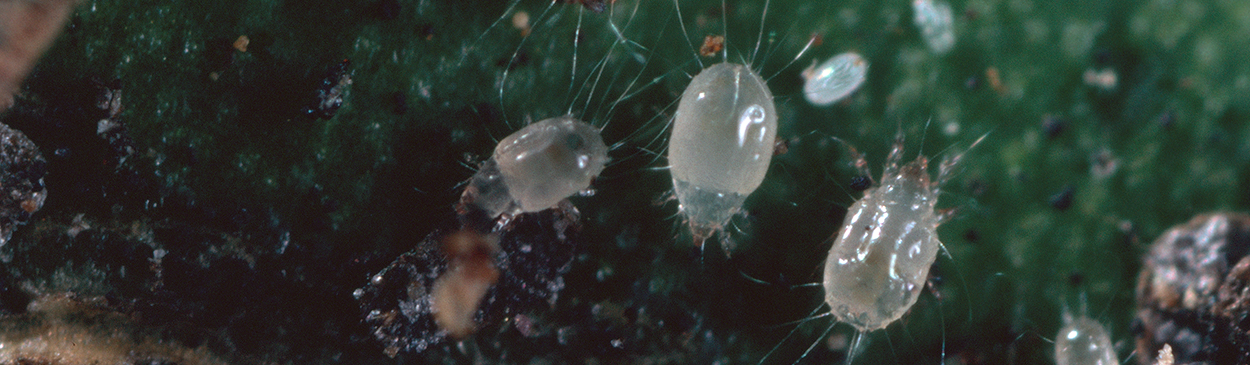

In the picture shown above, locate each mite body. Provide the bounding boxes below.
[668,62,777,246]
[461,116,609,220]
[757,133,983,365]
[822,134,973,332]
[1055,316,1120,365]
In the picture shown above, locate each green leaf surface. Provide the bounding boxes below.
[4,0,1248,363]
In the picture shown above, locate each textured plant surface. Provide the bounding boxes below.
[2,0,1249,363]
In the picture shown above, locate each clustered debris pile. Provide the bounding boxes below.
[355,208,578,357]
[1136,212,1250,364]
[0,123,46,247]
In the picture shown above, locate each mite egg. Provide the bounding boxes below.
[802,52,868,106]
[1055,316,1120,365]
[462,116,609,219]
[912,0,955,54]
[821,134,973,332]
[668,62,777,245]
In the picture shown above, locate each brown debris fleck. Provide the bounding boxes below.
[232,35,249,52]
[699,35,725,58]
[431,231,500,338]
[985,67,1006,95]
[0,0,80,111]
[772,137,789,156]
[512,11,531,37]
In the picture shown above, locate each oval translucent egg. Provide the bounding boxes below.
[912,0,955,54]
[803,52,868,106]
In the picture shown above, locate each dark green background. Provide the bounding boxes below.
[4,0,1249,363]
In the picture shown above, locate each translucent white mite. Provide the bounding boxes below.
[912,0,955,54]
[1055,316,1120,365]
[462,116,609,219]
[668,62,777,245]
[802,52,868,106]
[757,134,983,365]
[822,133,978,332]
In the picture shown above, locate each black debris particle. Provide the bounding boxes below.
[92,79,136,169]
[1041,115,1065,139]
[390,91,408,115]
[772,137,788,156]
[204,36,237,71]
[497,51,530,70]
[370,0,402,21]
[417,24,435,40]
[559,0,608,13]
[848,175,872,191]
[963,229,980,243]
[964,75,980,90]
[1089,149,1119,178]
[1157,110,1176,130]
[965,178,988,196]
[0,270,30,315]
[1093,49,1113,66]
[1048,185,1074,211]
[1066,272,1084,287]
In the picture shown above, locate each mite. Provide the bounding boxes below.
[1055,316,1120,365]
[460,116,609,222]
[667,62,777,251]
[757,132,984,365]
[822,132,981,332]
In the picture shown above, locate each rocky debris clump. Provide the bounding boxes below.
[355,208,578,358]
[0,122,45,247]
[1136,212,1250,364]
